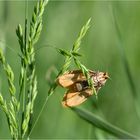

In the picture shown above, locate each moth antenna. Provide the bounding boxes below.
[108,76,112,81]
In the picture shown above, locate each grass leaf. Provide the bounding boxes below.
[111,5,140,119]
[72,107,138,139]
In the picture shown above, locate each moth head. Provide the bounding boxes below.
[92,71,109,91]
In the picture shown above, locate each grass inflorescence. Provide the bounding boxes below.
[0,48,19,139]
[0,0,48,139]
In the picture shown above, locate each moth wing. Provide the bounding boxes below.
[56,70,86,88]
[62,88,93,107]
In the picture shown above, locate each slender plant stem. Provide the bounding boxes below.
[21,66,27,138]
[20,2,28,138]
[28,54,72,137]
[28,83,58,137]
[28,55,71,137]
[22,0,28,112]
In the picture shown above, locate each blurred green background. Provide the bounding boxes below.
[0,0,140,139]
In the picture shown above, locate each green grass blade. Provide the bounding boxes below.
[72,107,138,139]
[111,7,137,97]
[110,5,140,119]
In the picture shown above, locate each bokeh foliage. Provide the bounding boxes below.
[0,1,140,139]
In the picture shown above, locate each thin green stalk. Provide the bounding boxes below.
[23,0,28,111]
[22,0,28,136]
[21,66,27,138]
[16,21,28,138]
[72,107,138,139]
[28,83,57,138]
[21,15,28,132]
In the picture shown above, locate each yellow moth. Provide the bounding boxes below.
[57,70,109,107]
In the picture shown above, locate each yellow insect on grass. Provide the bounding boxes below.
[57,70,109,107]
